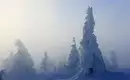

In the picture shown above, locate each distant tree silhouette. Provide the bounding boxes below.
[110,51,118,71]
[4,39,36,80]
[0,69,5,80]
[103,56,111,71]
[40,52,49,72]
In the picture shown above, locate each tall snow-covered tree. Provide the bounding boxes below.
[67,37,80,69]
[80,6,105,75]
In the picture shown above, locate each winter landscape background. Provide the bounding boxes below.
[0,0,130,80]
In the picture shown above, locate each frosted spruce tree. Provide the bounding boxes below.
[67,37,80,75]
[67,37,79,68]
[6,39,36,80]
[14,39,34,70]
[80,6,106,75]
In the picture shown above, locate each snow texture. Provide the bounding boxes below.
[80,6,105,75]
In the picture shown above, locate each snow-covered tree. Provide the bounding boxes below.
[80,6,106,75]
[67,37,80,72]
[5,39,36,80]
[13,39,34,70]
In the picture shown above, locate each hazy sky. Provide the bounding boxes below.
[0,0,130,67]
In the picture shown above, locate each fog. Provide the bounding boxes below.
[0,0,130,68]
